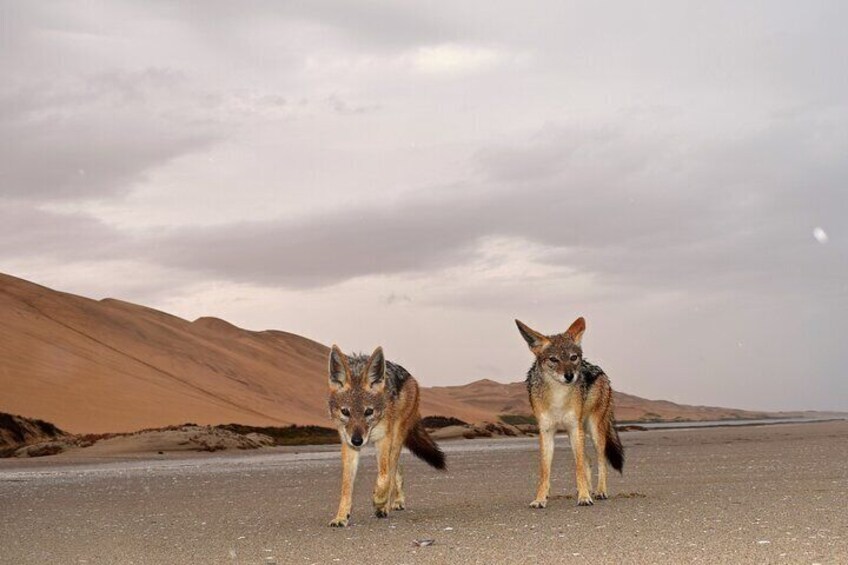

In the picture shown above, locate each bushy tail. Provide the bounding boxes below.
[605,424,625,473]
[404,421,446,470]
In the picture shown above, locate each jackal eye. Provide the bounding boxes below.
[569,354,579,362]
[364,407,374,417]
[547,356,560,364]
[340,408,350,417]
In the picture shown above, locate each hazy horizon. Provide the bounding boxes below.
[2,1,846,412]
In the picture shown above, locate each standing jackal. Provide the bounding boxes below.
[515,317,624,508]
[326,345,445,527]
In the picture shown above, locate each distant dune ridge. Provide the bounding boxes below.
[1,272,782,435]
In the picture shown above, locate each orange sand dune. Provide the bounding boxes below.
[1,273,774,434]
[0,273,488,432]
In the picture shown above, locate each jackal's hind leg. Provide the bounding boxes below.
[373,434,403,518]
[583,445,594,497]
[589,416,609,500]
[568,424,593,506]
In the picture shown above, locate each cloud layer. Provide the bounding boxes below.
[2,1,846,411]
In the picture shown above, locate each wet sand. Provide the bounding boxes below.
[1,421,846,564]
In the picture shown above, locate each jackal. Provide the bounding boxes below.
[326,345,445,527]
[515,317,624,508]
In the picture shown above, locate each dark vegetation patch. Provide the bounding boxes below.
[0,412,66,444]
[16,442,65,457]
[499,413,537,426]
[420,415,468,429]
[1,416,341,458]
[0,412,69,457]
[218,424,339,446]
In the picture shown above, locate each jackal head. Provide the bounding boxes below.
[327,345,388,450]
[515,317,586,385]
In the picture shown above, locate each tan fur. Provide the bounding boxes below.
[518,317,620,508]
[327,346,432,527]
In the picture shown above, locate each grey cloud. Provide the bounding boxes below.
[1,70,222,202]
[142,116,846,299]
[275,1,459,49]
[326,95,382,116]
[0,202,126,260]
[149,197,483,288]
[383,293,412,306]
[5,112,841,300]
[132,1,459,55]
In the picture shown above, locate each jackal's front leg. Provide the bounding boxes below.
[329,443,360,527]
[531,423,556,508]
[391,465,405,510]
[568,424,593,506]
[373,434,402,518]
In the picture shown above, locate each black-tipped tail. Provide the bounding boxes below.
[405,421,446,470]
[605,425,625,473]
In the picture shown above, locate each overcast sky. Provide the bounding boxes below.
[2,1,846,411]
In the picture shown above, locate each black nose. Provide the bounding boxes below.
[351,434,363,447]
[564,373,574,383]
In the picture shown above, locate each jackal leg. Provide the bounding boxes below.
[568,422,593,506]
[588,415,609,499]
[329,443,360,527]
[373,433,403,517]
[391,464,405,510]
[530,422,556,508]
[582,428,595,496]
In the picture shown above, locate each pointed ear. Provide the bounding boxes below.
[328,345,350,390]
[564,317,586,345]
[515,319,550,353]
[365,346,386,389]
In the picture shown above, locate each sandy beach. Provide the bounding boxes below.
[1,421,846,564]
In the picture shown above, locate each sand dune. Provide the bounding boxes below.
[0,273,489,432]
[1,272,777,434]
[429,378,776,422]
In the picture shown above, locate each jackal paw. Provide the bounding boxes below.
[593,491,609,500]
[391,500,406,511]
[328,515,350,528]
[374,508,389,518]
[529,499,547,509]
[577,495,594,506]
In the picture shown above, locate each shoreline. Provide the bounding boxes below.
[1,418,844,472]
[616,415,846,430]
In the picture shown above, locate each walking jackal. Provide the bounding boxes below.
[326,345,446,527]
[515,317,624,508]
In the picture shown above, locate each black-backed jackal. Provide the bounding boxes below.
[326,345,445,527]
[515,317,624,508]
